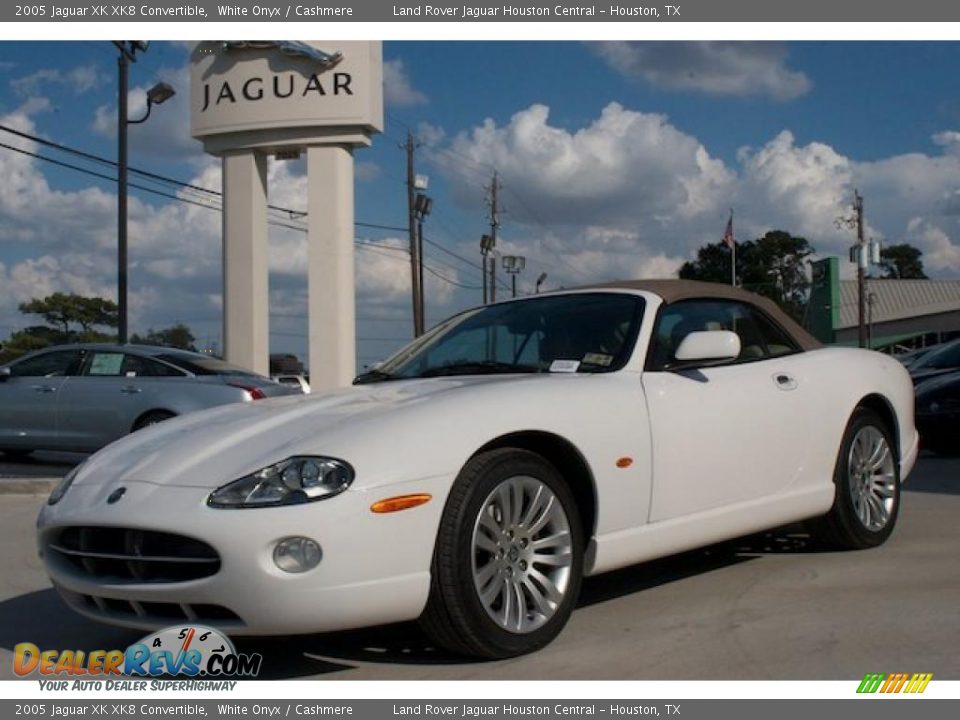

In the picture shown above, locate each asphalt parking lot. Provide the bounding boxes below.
[1,453,958,681]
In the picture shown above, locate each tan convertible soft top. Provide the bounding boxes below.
[573,278,823,352]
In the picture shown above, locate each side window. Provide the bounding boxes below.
[122,355,186,377]
[749,309,800,358]
[648,299,799,370]
[10,349,84,377]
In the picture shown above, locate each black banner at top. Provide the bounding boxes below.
[5,0,960,23]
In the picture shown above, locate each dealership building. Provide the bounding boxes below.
[808,257,960,348]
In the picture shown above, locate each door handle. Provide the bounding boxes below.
[773,373,798,391]
[120,386,142,395]
[31,385,56,393]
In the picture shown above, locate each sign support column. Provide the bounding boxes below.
[222,150,269,376]
[308,145,356,389]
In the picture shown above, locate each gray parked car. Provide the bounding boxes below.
[0,344,298,456]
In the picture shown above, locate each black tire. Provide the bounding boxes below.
[808,408,900,550]
[132,410,176,432]
[420,448,584,659]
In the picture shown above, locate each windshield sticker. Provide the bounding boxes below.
[549,359,581,373]
[89,353,124,376]
[583,352,613,367]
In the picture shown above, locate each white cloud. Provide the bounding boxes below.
[11,64,105,96]
[903,218,960,273]
[430,102,735,286]
[932,130,960,152]
[442,102,734,228]
[383,59,427,107]
[432,102,960,287]
[594,42,812,101]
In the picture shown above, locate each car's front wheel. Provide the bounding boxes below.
[810,407,900,549]
[421,448,584,658]
[132,410,176,432]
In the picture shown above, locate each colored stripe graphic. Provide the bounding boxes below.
[857,672,932,694]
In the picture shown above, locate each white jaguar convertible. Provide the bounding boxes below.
[38,280,918,658]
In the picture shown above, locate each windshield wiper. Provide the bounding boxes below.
[417,361,541,378]
[352,368,398,385]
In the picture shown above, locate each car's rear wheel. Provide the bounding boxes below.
[809,408,900,549]
[421,448,584,658]
[132,410,176,432]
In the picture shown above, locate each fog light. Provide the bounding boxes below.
[273,537,322,573]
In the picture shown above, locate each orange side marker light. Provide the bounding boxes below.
[371,494,433,514]
[616,457,633,469]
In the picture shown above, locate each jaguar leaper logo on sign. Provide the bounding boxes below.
[857,672,933,694]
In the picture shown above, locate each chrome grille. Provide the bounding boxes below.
[49,527,220,583]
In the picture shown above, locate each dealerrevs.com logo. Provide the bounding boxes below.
[14,625,262,685]
[857,673,933,694]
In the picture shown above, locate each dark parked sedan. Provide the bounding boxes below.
[915,370,960,454]
[909,338,960,385]
[0,344,297,456]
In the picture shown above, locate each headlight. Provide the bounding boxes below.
[48,463,84,506]
[207,456,354,509]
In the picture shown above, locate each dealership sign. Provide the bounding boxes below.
[190,41,382,391]
[190,40,383,151]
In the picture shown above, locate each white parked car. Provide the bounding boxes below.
[271,374,311,394]
[37,281,918,658]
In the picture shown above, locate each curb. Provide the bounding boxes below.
[0,477,59,495]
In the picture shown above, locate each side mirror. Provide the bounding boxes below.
[0,366,10,382]
[674,330,741,364]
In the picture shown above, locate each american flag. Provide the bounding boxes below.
[722,212,735,249]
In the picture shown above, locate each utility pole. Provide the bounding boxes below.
[403,131,422,336]
[487,171,501,303]
[480,234,493,304]
[117,48,129,344]
[855,191,866,349]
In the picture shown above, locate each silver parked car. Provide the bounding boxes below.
[0,344,298,456]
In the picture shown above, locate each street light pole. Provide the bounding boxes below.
[114,42,174,345]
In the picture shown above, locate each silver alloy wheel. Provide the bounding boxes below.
[847,425,897,532]
[471,475,574,634]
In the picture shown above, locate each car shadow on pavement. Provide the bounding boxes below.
[234,623,477,675]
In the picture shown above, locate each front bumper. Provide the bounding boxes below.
[37,475,451,635]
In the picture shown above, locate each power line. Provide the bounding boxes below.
[0,123,407,232]
[0,125,500,295]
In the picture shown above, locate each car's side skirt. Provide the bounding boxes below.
[585,483,836,577]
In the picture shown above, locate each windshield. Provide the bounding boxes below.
[357,293,644,382]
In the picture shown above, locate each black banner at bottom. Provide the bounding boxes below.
[1,700,957,720]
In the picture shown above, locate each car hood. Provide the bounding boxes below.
[71,374,542,490]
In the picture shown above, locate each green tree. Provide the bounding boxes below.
[2,293,119,362]
[679,229,815,320]
[18,293,118,337]
[131,323,197,351]
[0,326,61,364]
[879,243,927,279]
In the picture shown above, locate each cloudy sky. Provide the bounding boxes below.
[1,41,959,366]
